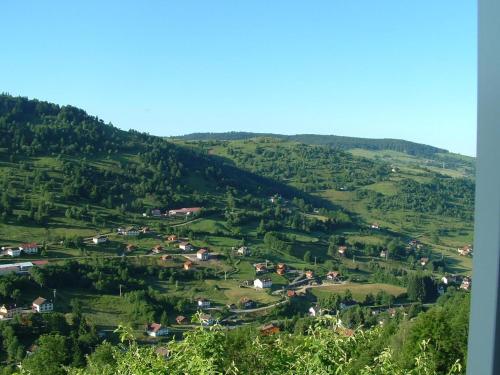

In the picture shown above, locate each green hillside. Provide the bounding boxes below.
[175,131,449,157]
[0,95,473,375]
[178,137,475,254]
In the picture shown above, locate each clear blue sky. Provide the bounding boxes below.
[0,1,477,156]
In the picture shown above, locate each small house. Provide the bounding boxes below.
[20,243,39,254]
[197,248,209,261]
[338,246,347,256]
[32,297,53,313]
[460,277,472,291]
[254,278,272,289]
[166,235,178,242]
[200,314,214,326]
[0,304,22,319]
[240,297,255,309]
[179,242,193,251]
[287,290,296,298]
[6,247,22,257]
[276,263,286,275]
[123,227,140,236]
[152,245,164,254]
[155,346,170,360]
[183,260,193,270]
[255,263,267,273]
[380,250,387,258]
[161,254,172,261]
[126,244,136,252]
[458,245,473,256]
[151,209,162,217]
[146,323,169,337]
[260,323,280,336]
[420,257,429,266]
[176,315,188,325]
[197,298,211,309]
[237,246,250,256]
[305,270,315,279]
[371,223,380,230]
[92,235,107,244]
[326,271,340,281]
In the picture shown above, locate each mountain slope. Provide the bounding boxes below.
[174,131,448,157]
[0,95,335,241]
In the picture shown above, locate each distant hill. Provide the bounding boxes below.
[0,95,332,228]
[174,132,448,157]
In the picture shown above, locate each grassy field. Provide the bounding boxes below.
[311,282,407,302]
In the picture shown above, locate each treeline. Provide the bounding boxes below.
[176,132,448,157]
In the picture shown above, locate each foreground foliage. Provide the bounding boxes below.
[55,318,463,375]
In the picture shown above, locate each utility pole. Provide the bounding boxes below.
[53,289,56,302]
[314,256,317,266]
[119,284,122,297]
[224,271,227,281]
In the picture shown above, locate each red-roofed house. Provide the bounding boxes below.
[146,323,169,337]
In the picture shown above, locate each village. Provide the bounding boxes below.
[0,204,474,343]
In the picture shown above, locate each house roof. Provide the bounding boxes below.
[179,241,191,246]
[147,322,164,333]
[170,207,202,213]
[21,242,38,247]
[33,297,47,306]
[197,248,208,254]
[260,323,279,332]
[176,315,187,322]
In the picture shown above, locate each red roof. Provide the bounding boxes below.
[147,323,164,333]
[21,243,38,248]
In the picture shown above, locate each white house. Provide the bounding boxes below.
[179,242,193,251]
[197,298,211,309]
[20,243,39,254]
[146,323,169,337]
[254,278,272,289]
[92,235,107,244]
[197,249,209,261]
[5,247,21,257]
[237,246,250,256]
[0,304,22,319]
[32,297,53,313]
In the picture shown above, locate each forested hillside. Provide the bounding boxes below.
[0,95,330,230]
[175,132,448,157]
[0,95,473,375]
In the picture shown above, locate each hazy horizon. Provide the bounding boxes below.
[1,1,477,156]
